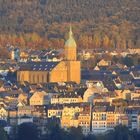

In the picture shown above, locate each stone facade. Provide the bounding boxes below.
[17,27,81,84]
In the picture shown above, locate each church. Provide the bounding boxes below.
[17,27,81,84]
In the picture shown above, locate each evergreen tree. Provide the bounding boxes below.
[0,126,8,140]
[17,123,39,140]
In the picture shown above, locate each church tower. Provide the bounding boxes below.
[65,26,77,61]
[64,26,81,84]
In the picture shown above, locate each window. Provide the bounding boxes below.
[29,74,31,81]
[21,74,24,81]
[32,75,35,83]
[37,75,39,83]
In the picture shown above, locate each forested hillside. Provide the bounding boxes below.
[0,0,140,50]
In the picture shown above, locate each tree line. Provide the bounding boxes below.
[1,123,140,140]
[0,0,139,51]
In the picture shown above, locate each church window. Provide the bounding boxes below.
[42,75,44,83]
[37,75,39,83]
[29,74,31,80]
[21,74,24,81]
[33,75,35,83]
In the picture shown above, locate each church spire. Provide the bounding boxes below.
[64,24,77,61]
[69,25,73,39]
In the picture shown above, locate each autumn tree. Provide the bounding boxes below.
[103,35,110,49]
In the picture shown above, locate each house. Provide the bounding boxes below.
[0,107,8,120]
[0,100,8,108]
[97,59,111,67]
[8,109,18,126]
[83,81,108,103]
[17,100,27,107]
[61,103,89,129]
[94,66,100,71]
[133,79,140,89]
[118,72,133,85]
[102,76,117,91]
[30,91,50,106]
[125,108,139,131]
[18,106,34,117]
[113,79,122,89]
[129,91,140,100]
[18,93,28,105]
[47,104,63,118]
[78,111,91,135]
[82,51,91,60]
[115,90,131,100]
[93,94,105,105]
[92,105,128,134]
[20,51,29,62]
[61,103,83,128]
[33,105,47,118]
[29,50,42,62]
[53,92,83,104]
[130,71,140,80]
[11,48,20,62]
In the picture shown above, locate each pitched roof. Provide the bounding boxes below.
[131,71,140,78]
[119,74,133,82]
[47,104,63,110]
[19,62,59,71]
[102,77,117,91]
[133,79,140,87]
[58,92,80,98]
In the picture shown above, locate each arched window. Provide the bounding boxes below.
[42,75,44,83]
[37,74,40,83]
[21,74,24,81]
[47,73,50,82]
[29,74,31,81]
[32,75,35,83]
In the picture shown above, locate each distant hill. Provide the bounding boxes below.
[0,0,140,49]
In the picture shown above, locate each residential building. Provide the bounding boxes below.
[30,91,50,106]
